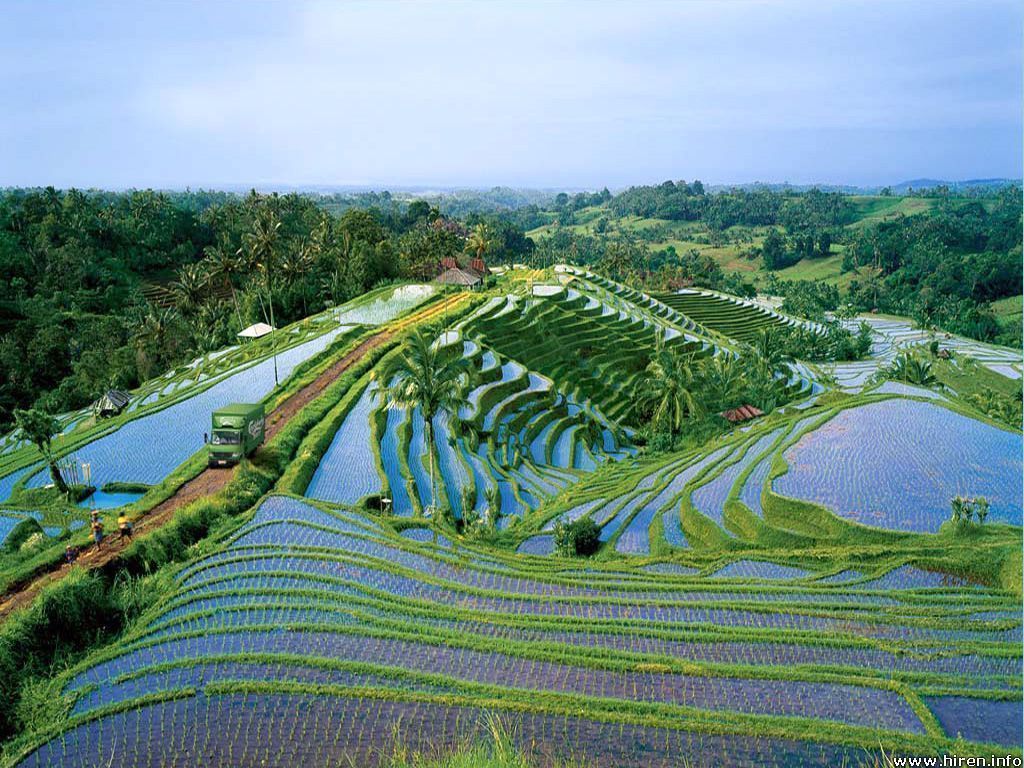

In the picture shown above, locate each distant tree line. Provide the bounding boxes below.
[840,191,1021,342]
[606,181,851,232]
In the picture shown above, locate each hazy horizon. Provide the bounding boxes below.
[5,175,1023,196]
[2,0,1021,189]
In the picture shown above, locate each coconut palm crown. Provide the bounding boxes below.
[635,341,703,434]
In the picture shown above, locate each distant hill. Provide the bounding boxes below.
[705,179,1021,195]
[888,178,1021,194]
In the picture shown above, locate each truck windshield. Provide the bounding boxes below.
[211,430,241,445]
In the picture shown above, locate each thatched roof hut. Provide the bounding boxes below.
[720,404,764,423]
[435,267,482,288]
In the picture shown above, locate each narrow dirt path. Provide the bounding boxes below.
[0,467,231,619]
[0,294,463,620]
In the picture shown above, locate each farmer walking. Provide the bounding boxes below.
[91,518,104,549]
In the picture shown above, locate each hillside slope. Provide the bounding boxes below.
[0,269,1020,768]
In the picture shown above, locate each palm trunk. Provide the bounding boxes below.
[256,289,269,325]
[48,460,69,496]
[268,285,279,385]
[230,284,244,331]
[426,417,436,514]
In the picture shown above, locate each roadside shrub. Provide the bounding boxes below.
[647,432,675,453]
[439,505,460,532]
[67,485,95,504]
[18,533,46,556]
[3,519,44,554]
[100,482,151,494]
[553,518,601,557]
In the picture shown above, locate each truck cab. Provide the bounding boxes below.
[208,403,266,467]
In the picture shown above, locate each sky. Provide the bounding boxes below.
[1,0,1021,190]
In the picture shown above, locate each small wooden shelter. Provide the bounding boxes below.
[720,404,764,424]
[93,389,131,418]
[237,322,275,340]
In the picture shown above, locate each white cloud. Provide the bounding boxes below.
[3,0,1020,186]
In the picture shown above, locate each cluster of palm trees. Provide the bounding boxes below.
[950,495,990,527]
[132,210,299,380]
[198,208,299,331]
[966,387,1022,427]
[636,329,795,436]
[768,321,872,362]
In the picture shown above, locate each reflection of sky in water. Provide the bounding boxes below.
[775,400,1022,531]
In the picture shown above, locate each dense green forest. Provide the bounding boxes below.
[0,181,1020,432]
[0,188,534,430]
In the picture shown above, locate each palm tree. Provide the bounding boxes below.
[465,223,494,261]
[280,239,316,317]
[699,353,745,412]
[950,495,971,525]
[204,239,245,330]
[744,357,783,412]
[317,224,353,306]
[170,262,209,314]
[132,306,184,379]
[750,327,794,376]
[974,497,989,525]
[635,342,702,434]
[241,209,282,384]
[377,330,471,516]
[484,485,500,527]
[969,387,1000,415]
[889,353,936,386]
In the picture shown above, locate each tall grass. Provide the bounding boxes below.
[378,713,585,768]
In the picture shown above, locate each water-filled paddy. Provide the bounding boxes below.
[76,490,145,509]
[304,385,382,505]
[17,326,349,496]
[774,400,1022,532]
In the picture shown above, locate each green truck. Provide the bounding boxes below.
[208,403,266,467]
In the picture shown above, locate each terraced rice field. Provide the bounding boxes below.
[20,325,351,493]
[0,292,416,508]
[7,269,1021,767]
[653,289,807,342]
[19,494,1020,767]
[831,315,1023,392]
[304,289,650,523]
[0,285,437,502]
